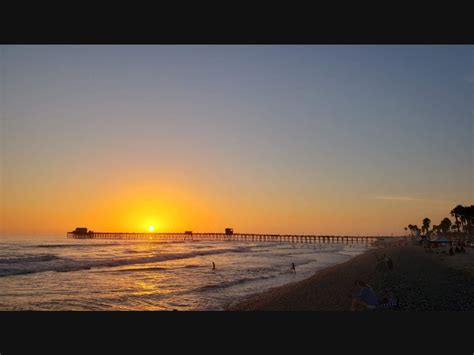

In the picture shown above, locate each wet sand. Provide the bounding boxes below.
[227,245,474,311]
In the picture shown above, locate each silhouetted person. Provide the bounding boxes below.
[212,262,215,270]
[449,247,454,256]
[291,263,296,273]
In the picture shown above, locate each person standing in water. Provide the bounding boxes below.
[291,263,296,273]
[212,262,215,270]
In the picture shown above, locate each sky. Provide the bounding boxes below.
[0,45,472,237]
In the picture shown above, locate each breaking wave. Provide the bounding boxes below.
[33,243,119,249]
[195,275,274,292]
[0,255,61,264]
[0,247,241,277]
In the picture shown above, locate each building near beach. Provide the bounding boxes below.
[73,227,88,234]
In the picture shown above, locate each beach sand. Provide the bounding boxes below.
[227,245,474,311]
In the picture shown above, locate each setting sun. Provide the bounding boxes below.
[148,225,155,232]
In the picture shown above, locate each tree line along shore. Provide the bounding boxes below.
[406,204,473,243]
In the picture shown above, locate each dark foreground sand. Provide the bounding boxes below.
[227,245,474,311]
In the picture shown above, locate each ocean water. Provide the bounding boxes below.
[0,236,371,310]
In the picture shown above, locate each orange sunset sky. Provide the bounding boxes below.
[1,46,472,236]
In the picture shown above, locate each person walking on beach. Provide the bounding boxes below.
[212,262,216,270]
[291,263,296,273]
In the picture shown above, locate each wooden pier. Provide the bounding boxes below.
[67,231,385,244]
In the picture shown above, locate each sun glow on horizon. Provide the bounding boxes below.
[147,225,155,232]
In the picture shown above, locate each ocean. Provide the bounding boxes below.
[0,236,371,310]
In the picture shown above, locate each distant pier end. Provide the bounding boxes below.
[68,227,94,239]
[67,227,386,244]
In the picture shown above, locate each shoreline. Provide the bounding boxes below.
[225,246,379,311]
[227,244,474,311]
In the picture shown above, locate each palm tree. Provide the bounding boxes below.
[461,205,474,240]
[407,224,420,237]
[450,205,464,235]
[414,225,420,236]
[438,217,452,234]
[422,217,431,236]
[459,208,468,234]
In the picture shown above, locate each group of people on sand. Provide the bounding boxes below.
[350,280,398,311]
[350,253,397,311]
[449,242,466,256]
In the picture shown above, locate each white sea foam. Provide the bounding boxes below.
[0,247,239,277]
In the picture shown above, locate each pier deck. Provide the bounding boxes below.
[67,231,387,244]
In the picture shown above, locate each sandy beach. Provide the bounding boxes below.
[228,244,474,311]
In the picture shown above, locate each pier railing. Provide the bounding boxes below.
[67,231,387,244]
